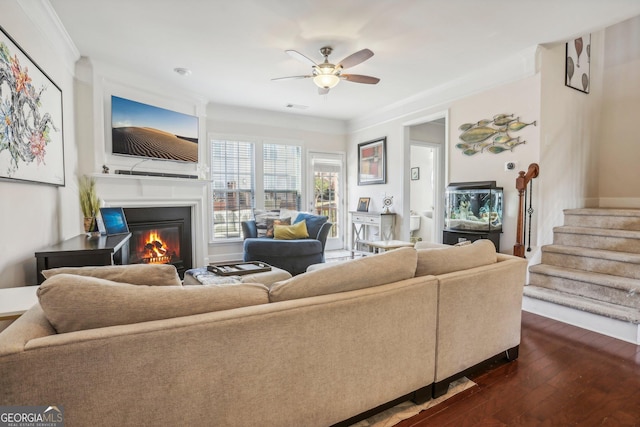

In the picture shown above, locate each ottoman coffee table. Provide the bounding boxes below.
[183,264,291,287]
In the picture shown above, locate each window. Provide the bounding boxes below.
[210,140,303,240]
[263,143,302,211]
[210,140,254,239]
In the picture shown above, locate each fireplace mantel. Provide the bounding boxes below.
[92,173,209,267]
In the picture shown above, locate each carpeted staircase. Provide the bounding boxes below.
[524,208,640,333]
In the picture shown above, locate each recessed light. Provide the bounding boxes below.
[174,67,192,76]
[285,103,309,110]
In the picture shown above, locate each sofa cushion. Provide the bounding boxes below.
[293,213,328,239]
[41,264,182,286]
[244,238,322,257]
[269,247,417,302]
[415,239,497,277]
[38,274,269,333]
[266,217,291,238]
[274,220,309,240]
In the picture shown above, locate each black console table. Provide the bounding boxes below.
[35,233,131,284]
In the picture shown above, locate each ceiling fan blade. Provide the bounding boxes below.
[286,49,317,67]
[271,75,312,81]
[318,87,330,95]
[342,74,380,84]
[337,48,374,69]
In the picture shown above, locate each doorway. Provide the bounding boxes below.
[308,151,345,251]
[403,115,447,243]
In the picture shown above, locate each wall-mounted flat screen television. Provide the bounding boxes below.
[111,95,199,163]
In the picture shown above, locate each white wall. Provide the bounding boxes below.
[348,74,541,252]
[448,75,542,253]
[598,15,640,207]
[0,1,80,289]
[535,31,605,253]
[409,145,434,242]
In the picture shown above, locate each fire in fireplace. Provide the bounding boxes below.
[131,227,181,265]
[123,206,192,278]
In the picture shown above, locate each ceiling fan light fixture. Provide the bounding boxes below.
[276,46,378,93]
[313,73,340,89]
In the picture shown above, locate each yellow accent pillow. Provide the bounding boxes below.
[273,220,309,240]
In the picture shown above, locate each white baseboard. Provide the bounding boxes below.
[598,198,640,209]
[522,296,640,345]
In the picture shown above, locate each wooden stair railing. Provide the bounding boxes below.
[514,163,540,257]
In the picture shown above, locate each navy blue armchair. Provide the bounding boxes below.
[241,218,333,275]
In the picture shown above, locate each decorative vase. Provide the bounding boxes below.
[83,217,96,233]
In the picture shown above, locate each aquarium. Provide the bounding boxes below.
[444,181,503,232]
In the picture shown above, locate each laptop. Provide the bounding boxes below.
[98,207,130,235]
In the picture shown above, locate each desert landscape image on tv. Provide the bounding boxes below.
[111,96,199,162]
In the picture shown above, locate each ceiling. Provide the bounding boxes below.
[48,0,640,121]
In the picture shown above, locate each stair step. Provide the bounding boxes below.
[564,208,640,231]
[553,226,640,253]
[529,264,640,309]
[523,286,640,324]
[541,245,640,280]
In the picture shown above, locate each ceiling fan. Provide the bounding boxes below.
[273,46,380,94]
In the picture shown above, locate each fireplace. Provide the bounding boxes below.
[123,206,192,278]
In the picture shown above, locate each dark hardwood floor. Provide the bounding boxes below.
[398,311,640,427]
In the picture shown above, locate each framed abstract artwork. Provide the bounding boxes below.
[358,137,386,185]
[0,25,65,186]
[565,34,591,94]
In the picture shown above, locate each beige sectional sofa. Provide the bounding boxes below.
[0,241,526,427]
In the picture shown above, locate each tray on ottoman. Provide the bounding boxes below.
[207,261,272,276]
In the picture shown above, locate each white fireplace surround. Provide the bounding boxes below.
[92,174,209,268]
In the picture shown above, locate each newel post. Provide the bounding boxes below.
[513,163,539,257]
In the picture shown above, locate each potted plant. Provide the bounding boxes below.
[79,176,100,233]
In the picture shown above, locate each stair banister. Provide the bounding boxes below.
[514,163,540,257]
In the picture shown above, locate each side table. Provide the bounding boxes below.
[35,233,131,284]
[0,286,40,321]
[367,240,414,254]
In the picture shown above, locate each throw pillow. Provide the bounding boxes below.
[37,274,270,333]
[293,213,328,239]
[269,247,417,302]
[266,217,291,238]
[41,264,182,286]
[273,220,309,240]
[255,210,281,238]
[279,208,300,222]
[415,239,497,277]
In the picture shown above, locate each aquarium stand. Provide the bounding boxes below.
[443,230,501,251]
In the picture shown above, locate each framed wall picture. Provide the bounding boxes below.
[357,197,370,212]
[358,137,386,185]
[0,25,65,186]
[411,167,420,180]
[565,34,591,94]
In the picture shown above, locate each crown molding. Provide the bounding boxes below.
[348,45,540,133]
[18,0,80,74]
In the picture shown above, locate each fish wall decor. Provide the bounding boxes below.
[456,114,536,156]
